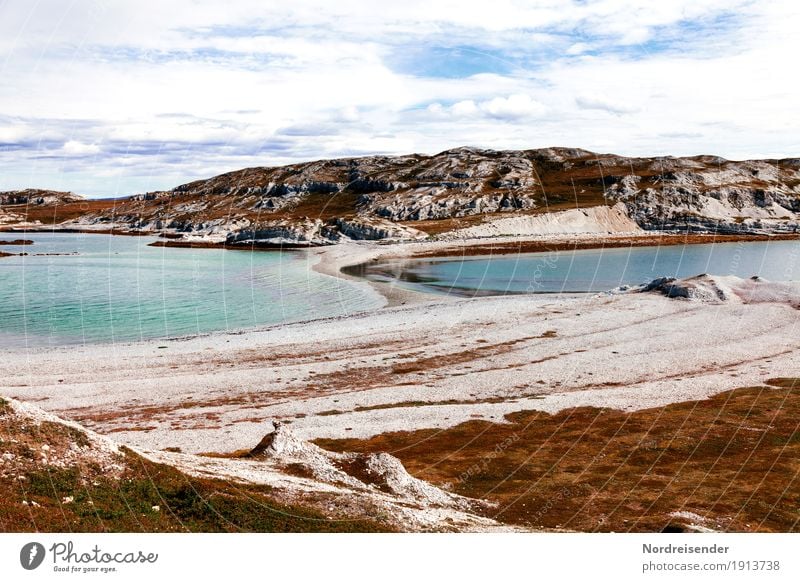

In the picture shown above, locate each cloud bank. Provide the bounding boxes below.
[0,0,798,196]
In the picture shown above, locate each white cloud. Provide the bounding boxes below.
[428,94,546,121]
[61,141,101,155]
[565,42,592,55]
[451,100,479,117]
[481,94,546,120]
[575,95,639,115]
[618,27,650,45]
[336,106,360,122]
[0,0,798,196]
[0,0,758,51]
[426,103,444,115]
[0,125,30,143]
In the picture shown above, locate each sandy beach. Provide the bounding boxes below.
[2,236,799,458]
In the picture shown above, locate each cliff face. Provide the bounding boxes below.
[606,157,800,233]
[4,148,799,243]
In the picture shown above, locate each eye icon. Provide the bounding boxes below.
[20,542,46,570]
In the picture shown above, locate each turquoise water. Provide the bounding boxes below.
[0,233,382,348]
[349,240,800,296]
[4,234,799,348]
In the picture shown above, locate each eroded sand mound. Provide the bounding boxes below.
[728,276,800,308]
[640,274,735,303]
[249,422,472,509]
[443,203,640,239]
[638,274,800,307]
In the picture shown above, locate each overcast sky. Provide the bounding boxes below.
[1,0,798,197]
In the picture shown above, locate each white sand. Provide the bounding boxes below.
[2,248,798,455]
[440,203,641,239]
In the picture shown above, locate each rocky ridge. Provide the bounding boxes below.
[3,148,799,244]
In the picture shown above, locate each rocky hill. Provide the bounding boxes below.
[0,189,90,227]
[0,189,84,206]
[3,148,799,244]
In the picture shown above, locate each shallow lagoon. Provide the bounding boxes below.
[349,239,800,297]
[0,233,382,348]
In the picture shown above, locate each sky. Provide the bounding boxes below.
[0,0,798,197]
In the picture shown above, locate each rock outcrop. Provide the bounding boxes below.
[0,396,125,484]
[640,275,734,303]
[636,274,800,307]
[609,161,800,234]
[7,147,800,243]
[247,422,475,509]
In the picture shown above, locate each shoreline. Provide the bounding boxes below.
[7,224,798,257]
[2,274,798,455]
[403,231,800,258]
[307,230,800,305]
[5,225,799,303]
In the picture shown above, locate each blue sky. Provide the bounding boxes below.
[0,0,798,197]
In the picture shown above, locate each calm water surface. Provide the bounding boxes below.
[0,232,382,348]
[4,234,799,348]
[349,240,800,296]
